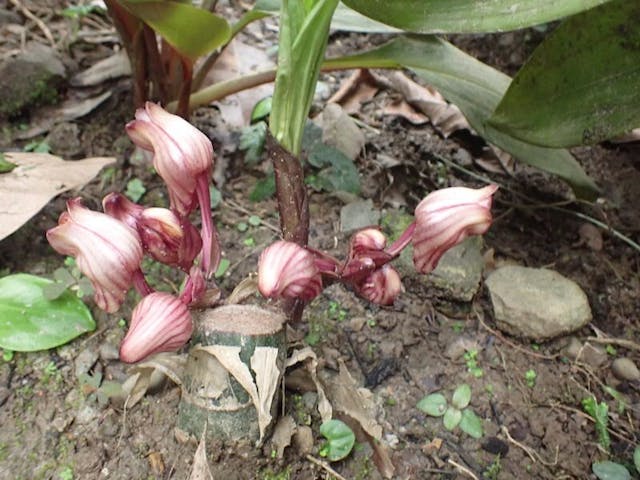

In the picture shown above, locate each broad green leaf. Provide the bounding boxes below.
[324,36,599,198]
[319,419,356,462]
[0,154,16,173]
[240,122,268,165]
[256,0,399,33]
[634,445,640,474]
[443,406,462,430]
[0,274,95,352]
[270,0,339,155]
[417,393,447,417]
[119,1,230,61]
[459,409,483,439]
[489,0,640,147]
[342,0,611,33]
[250,174,276,202]
[592,461,631,480]
[451,384,471,410]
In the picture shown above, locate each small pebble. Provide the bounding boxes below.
[293,426,314,455]
[74,347,99,378]
[612,357,640,382]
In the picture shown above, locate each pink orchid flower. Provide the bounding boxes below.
[258,240,323,301]
[47,198,145,313]
[353,264,402,306]
[119,292,193,363]
[412,184,498,274]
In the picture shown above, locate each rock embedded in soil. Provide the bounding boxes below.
[425,236,485,302]
[562,337,608,368]
[486,266,592,341]
[340,199,381,232]
[612,357,640,381]
[0,43,65,118]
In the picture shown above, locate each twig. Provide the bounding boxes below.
[501,426,559,467]
[305,455,348,480]
[447,459,479,480]
[475,309,559,360]
[585,336,640,353]
[8,0,56,47]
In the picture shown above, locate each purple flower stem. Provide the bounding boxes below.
[386,221,416,257]
[195,174,220,277]
[132,269,154,297]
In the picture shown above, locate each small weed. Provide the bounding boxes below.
[464,349,483,378]
[125,178,146,202]
[484,455,502,480]
[58,465,74,480]
[417,384,483,438]
[23,139,51,153]
[605,344,617,356]
[261,466,291,480]
[327,300,347,322]
[582,396,610,451]
[451,321,464,333]
[525,369,537,388]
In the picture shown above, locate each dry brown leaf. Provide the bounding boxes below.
[15,91,112,139]
[204,38,275,129]
[382,98,428,125]
[70,50,131,87]
[190,426,213,480]
[122,352,186,408]
[328,69,380,114]
[0,153,114,240]
[270,415,297,459]
[374,71,469,137]
[286,347,332,422]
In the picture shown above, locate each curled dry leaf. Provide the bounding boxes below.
[286,347,333,423]
[121,352,186,408]
[190,425,213,480]
[0,153,114,240]
[375,71,469,138]
[328,69,380,114]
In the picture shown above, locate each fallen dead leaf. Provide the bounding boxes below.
[270,415,297,459]
[374,71,469,138]
[147,451,165,477]
[382,98,428,125]
[0,153,114,240]
[328,69,380,114]
[190,426,213,480]
[70,49,131,87]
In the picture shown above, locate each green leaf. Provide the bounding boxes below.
[582,396,610,451]
[443,406,462,430]
[459,409,483,439]
[341,0,611,33]
[119,1,231,61]
[451,384,471,410]
[250,174,276,202]
[592,461,631,480]
[248,215,261,227]
[251,97,273,123]
[319,419,356,462]
[0,274,95,351]
[325,36,599,199]
[240,122,268,165]
[209,186,222,210]
[214,258,230,279]
[417,393,447,417]
[634,445,640,474]
[489,0,640,147]
[125,178,146,202]
[269,0,340,155]
[0,154,17,173]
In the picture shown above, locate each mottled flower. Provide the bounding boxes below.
[119,292,193,363]
[47,198,143,313]
[353,265,401,306]
[258,241,322,301]
[125,102,213,217]
[413,185,498,274]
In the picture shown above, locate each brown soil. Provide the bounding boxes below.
[1,3,639,480]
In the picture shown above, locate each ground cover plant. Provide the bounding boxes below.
[0,1,639,479]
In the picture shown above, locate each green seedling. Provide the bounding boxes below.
[43,264,93,301]
[125,178,146,202]
[214,258,230,279]
[464,349,483,378]
[327,300,347,322]
[0,153,17,173]
[582,396,610,451]
[417,384,483,439]
[605,344,617,356]
[525,369,537,388]
[319,419,355,462]
[23,139,51,153]
[592,461,631,480]
[243,237,256,247]
[484,455,502,480]
[602,385,627,415]
[451,321,464,333]
[58,465,74,480]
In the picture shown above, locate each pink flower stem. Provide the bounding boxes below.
[132,269,154,296]
[195,174,220,277]
[386,221,416,257]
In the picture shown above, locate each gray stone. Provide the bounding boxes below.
[46,122,83,158]
[74,347,99,378]
[486,266,592,341]
[444,335,480,360]
[340,199,380,232]
[315,103,365,161]
[0,43,65,117]
[425,236,485,302]
[612,357,640,382]
[562,337,607,368]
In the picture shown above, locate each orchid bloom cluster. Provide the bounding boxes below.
[258,184,498,306]
[47,103,219,363]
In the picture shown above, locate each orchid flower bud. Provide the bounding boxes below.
[354,265,402,306]
[349,227,386,255]
[119,292,193,363]
[47,198,143,313]
[413,185,498,274]
[125,102,213,216]
[258,241,322,301]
